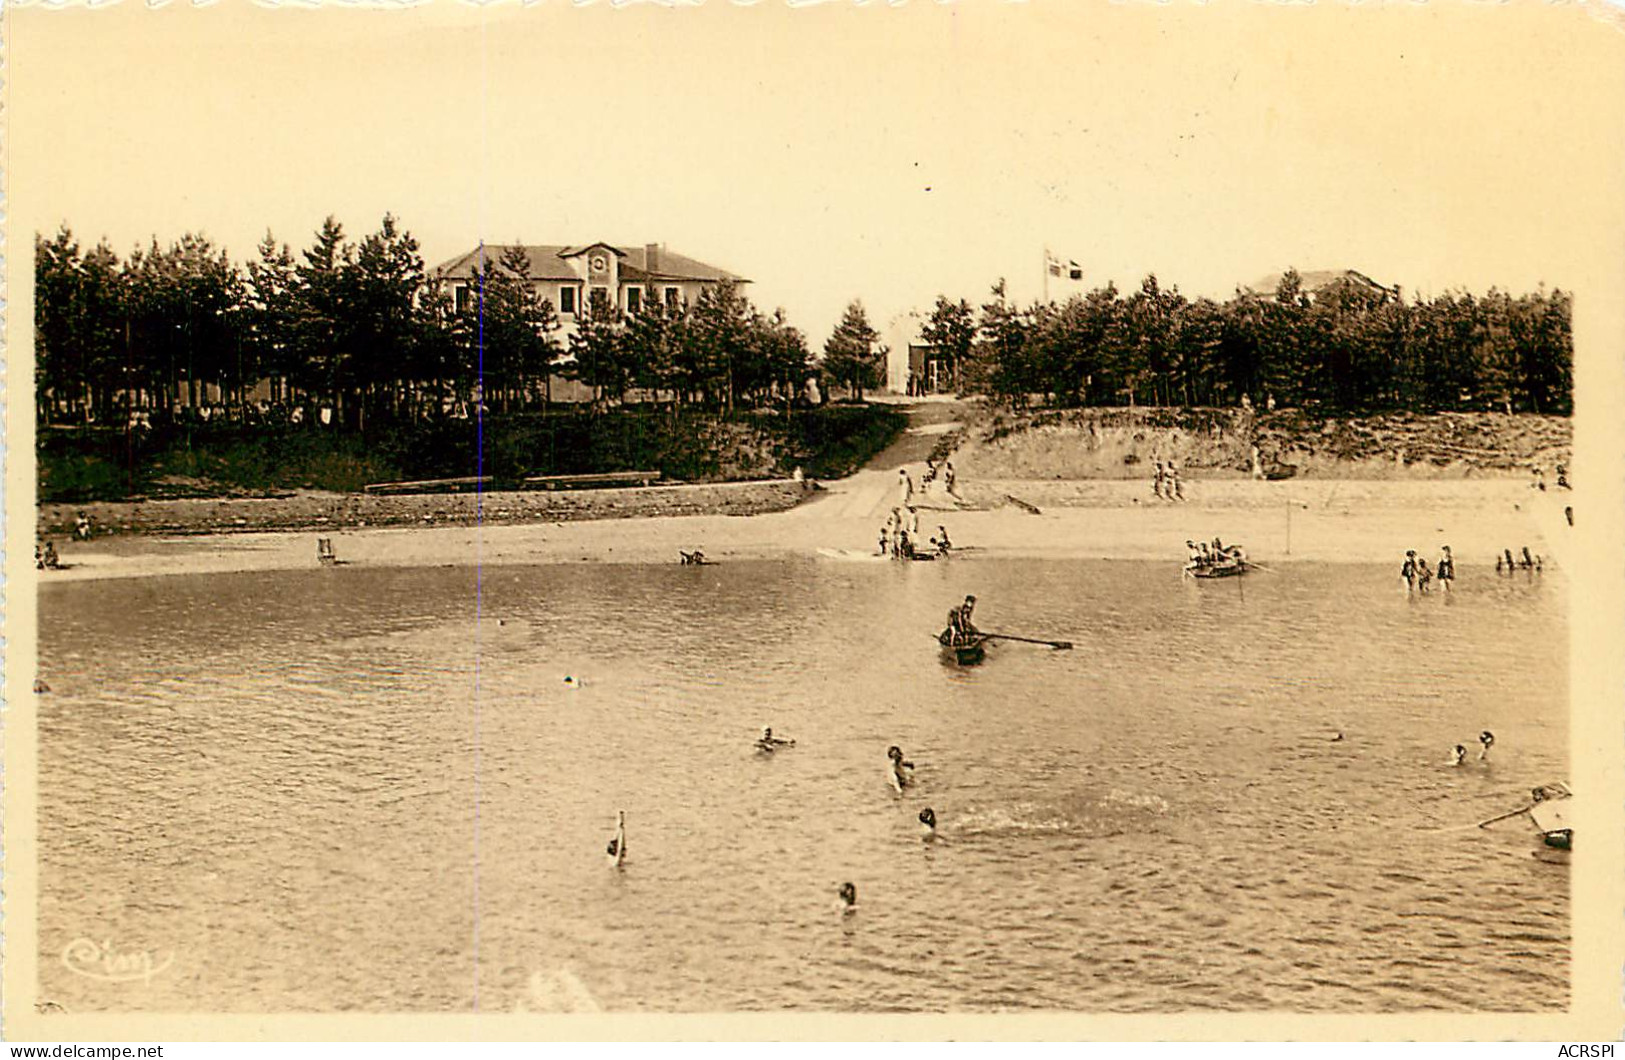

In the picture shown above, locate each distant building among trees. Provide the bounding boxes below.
[432,242,743,326]
[34,219,818,428]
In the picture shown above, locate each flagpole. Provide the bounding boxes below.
[1042,246,1050,304]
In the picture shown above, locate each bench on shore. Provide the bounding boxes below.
[524,471,663,490]
[363,476,492,495]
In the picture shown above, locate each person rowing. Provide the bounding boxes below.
[1186,540,1203,567]
[887,745,915,793]
[757,726,796,753]
[957,595,979,635]
[940,594,980,646]
[606,810,627,868]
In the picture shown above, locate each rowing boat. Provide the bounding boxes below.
[816,548,889,563]
[1526,783,1572,856]
[817,548,938,563]
[1184,559,1250,579]
[938,629,990,666]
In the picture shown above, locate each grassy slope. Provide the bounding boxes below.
[36,404,907,503]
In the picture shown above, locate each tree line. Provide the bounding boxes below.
[923,272,1572,415]
[35,217,890,429]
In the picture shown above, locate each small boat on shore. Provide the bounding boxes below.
[1184,558,1251,579]
[818,547,938,564]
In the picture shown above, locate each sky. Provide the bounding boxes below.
[9,0,1625,350]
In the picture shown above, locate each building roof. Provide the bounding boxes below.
[1243,269,1399,299]
[432,244,746,284]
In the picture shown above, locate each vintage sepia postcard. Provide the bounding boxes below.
[5,0,1623,1043]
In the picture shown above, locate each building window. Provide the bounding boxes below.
[590,287,610,313]
[626,287,642,313]
[559,286,576,314]
[455,285,471,314]
[665,286,680,308]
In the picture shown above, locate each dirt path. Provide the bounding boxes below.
[801,397,975,523]
[860,396,974,470]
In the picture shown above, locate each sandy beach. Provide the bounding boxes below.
[35,472,1573,583]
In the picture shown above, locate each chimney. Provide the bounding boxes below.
[645,243,661,275]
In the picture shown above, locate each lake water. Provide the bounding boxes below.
[37,558,1568,1013]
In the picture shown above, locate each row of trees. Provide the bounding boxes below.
[922,272,1572,414]
[36,218,890,428]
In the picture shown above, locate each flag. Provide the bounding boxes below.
[1046,249,1082,282]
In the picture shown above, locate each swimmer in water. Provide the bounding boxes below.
[1448,745,1466,767]
[1478,730,1495,761]
[918,807,937,839]
[756,726,796,753]
[887,745,915,793]
[606,810,626,867]
[837,882,858,914]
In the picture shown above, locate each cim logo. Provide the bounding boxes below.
[61,937,173,984]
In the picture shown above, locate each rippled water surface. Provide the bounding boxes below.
[38,559,1567,1012]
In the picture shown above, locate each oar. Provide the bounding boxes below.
[1244,560,1278,573]
[1477,804,1533,829]
[981,631,1073,650]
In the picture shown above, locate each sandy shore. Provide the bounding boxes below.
[35,473,1573,583]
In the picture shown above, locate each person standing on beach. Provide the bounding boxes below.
[898,468,915,507]
[906,506,920,539]
[1401,550,1418,592]
[1169,461,1185,501]
[944,461,961,502]
[1153,461,1166,499]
